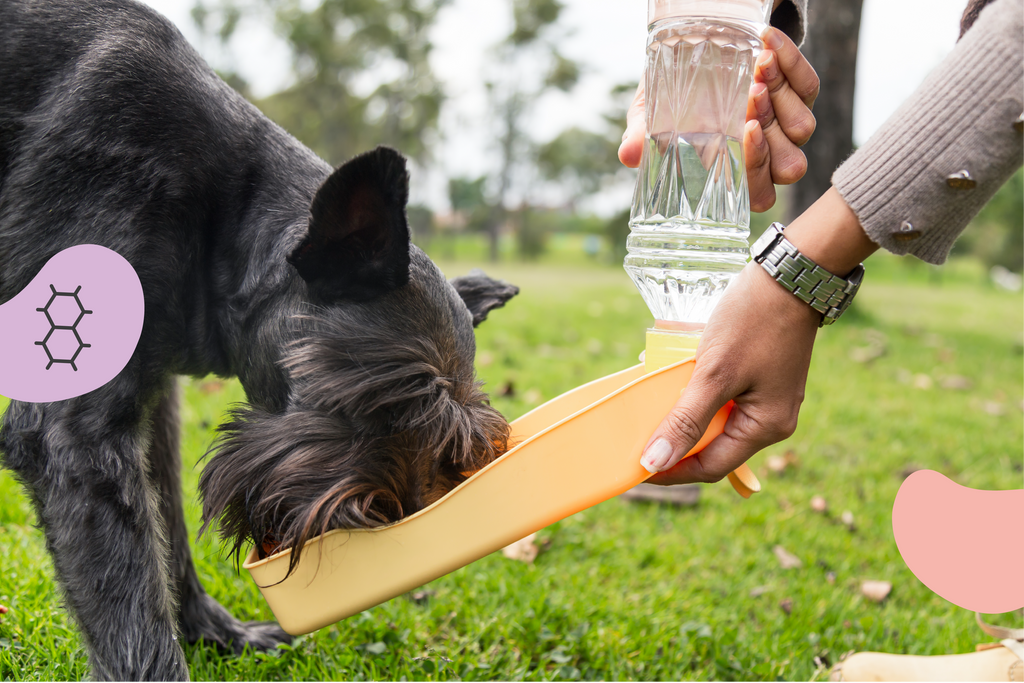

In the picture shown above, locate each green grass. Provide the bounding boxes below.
[1,251,1022,680]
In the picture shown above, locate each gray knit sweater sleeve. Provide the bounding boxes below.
[832,0,1024,265]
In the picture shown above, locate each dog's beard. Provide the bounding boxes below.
[199,398,508,576]
[199,298,511,576]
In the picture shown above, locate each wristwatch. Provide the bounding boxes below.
[750,222,864,327]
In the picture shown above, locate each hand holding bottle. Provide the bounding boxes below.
[641,188,878,485]
[618,26,819,213]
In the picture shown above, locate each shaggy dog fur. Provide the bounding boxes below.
[0,0,517,679]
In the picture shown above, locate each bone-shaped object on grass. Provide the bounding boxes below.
[0,245,144,403]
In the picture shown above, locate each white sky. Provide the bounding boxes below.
[141,0,969,213]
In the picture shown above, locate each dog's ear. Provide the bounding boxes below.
[288,146,411,300]
[449,269,519,326]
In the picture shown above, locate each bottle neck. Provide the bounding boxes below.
[645,324,703,373]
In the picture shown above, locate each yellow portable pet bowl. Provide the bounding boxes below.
[244,356,756,635]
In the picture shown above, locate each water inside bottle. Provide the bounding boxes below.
[625,131,750,323]
[625,20,760,325]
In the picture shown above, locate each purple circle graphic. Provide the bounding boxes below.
[0,245,144,402]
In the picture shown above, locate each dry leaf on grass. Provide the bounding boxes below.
[749,586,770,598]
[982,401,1005,416]
[810,495,828,513]
[840,510,856,530]
[864,329,888,345]
[861,580,892,603]
[913,373,933,390]
[940,375,973,391]
[502,533,539,563]
[477,351,494,367]
[773,545,803,569]
[767,450,799,474]
[849,344,886,364]
[779,598,793,615]
[408,589,435,605]
[198,380,224,394]
[523,389,543,406]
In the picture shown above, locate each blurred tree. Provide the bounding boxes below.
[191,0,448,166]
[537,127,620,210]
[481,0,581,261]
[514,204,554,260]
[536,82,638,262]
[786,0,863,221]
[406,204,435,248]
[537,82,635,214]
[448,176,492,233]
[605,207,631,265]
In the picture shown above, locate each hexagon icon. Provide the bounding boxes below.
[42,290,89,328]
[35,284,93,371]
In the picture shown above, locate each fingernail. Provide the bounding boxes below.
[762,26,784,50]
[745,118,764,146]
[641,438,674,473]
[751,119,765,146]
[754,85,771,115]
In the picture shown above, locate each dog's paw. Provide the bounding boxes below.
[179,593,292,655]
[222,620,294,655]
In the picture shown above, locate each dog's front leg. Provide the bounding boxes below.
[0,395,189,681]
[145,380,291,654]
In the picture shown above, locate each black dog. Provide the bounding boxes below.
[0,0,517,679]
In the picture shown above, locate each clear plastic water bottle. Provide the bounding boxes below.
[626,0,772,359]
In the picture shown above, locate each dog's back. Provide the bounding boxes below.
[0,0,331,376]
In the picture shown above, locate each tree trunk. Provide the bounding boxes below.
[489,89,525,262]
[785,0,864,221]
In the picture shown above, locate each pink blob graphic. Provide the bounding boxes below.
[893,469,1024,613]
[0,244,144,403]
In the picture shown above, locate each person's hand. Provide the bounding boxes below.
[618,26,820,213]
[639,262,820,485]
[638,187,878,485]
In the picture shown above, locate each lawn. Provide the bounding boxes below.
[1,243,1022,681]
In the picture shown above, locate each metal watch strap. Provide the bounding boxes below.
[750,222,864,327]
